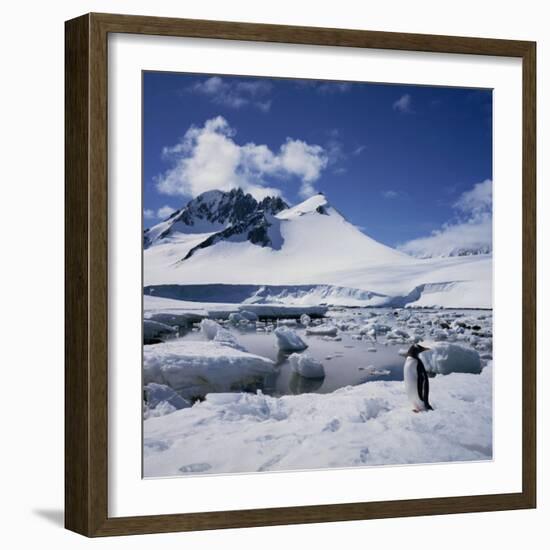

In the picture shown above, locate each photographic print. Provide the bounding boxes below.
[142,72,493,478]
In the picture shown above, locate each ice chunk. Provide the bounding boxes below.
[289,353,325,378]
[359,366,391,376]
[421,343,482,375]
[213,327,245,350]
[306,324,338,337]
[277,318,298,327]
[322,335,342,342]
[300,313,312,326]
[239,310,259,322]
[143,383,191,418]
[143,340,275,399]
[144,382,190,410]
[360,322,391,335]
[432,329,448,341]
[228,312,246,324]
[200,319,245,350]
[143,319,178,341]
[386,329,410,340]
[200,318,220,340]
[274,326,308,351]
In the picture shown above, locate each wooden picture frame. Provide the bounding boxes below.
[65,12,536,537]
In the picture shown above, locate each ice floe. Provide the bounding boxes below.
[274,326,308,351]
[143,339,275,399]
[421,343,482,375]
[306,324,338,337]
[199,319,244,350]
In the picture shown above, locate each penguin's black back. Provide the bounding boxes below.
[416,357,433,410]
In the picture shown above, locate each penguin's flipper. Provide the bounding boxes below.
[417,360,433,411]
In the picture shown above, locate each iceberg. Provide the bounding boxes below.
[274,326,308,351]
[143,340,275,399]
[200,318,245,350]
[421,343,482,375]
[288,353,325,378]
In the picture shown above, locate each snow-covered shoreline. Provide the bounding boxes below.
[144,364,492,477]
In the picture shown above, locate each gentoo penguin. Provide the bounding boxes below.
[403,344,433,412]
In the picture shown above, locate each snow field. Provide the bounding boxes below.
[144,364,492,476]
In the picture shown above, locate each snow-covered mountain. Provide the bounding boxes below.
[144,188,288,248]
[144,189,492,308]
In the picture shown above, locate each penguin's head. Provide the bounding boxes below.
[406,343,431,358]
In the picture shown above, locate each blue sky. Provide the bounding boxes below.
[143,72,492,252]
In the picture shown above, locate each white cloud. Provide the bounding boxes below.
[144,206,178,221]
[398,179,493,258]
[279,139,327,183]
[157,205,176,219]
[398,215,492,258]
[454,178,492,215]
[156,116,328,200]
[298,182,318,199]
[188,77,272,111]
[393,94,412,113]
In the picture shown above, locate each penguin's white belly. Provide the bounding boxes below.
[404,357,425,410]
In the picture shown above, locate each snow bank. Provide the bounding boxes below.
[144,365,492,476]
[421,343,482,375]
[274,327,308,351]
[289,353,325,378]
[143,340,275,399]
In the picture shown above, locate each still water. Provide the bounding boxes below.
[179,324,406,397]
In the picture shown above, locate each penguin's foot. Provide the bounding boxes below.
[412,408,420,413]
